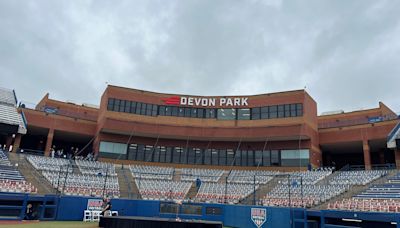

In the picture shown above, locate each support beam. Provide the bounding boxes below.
[363,140,371,170]
[395,149,400,169]
[12,134,22,153]
[44,129,54,156]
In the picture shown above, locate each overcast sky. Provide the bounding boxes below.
[0,0,399,114]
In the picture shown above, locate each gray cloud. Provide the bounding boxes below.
[0,0,399,114]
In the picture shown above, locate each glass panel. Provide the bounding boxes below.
[165,147,172,163]
[159,106,166,116]
[262,150,271,166]
[219,149,227,166]
[217,109,236,120]
[119,100,125,112]
[211,149,218,165]
[280,149,309,167]
[144,145,153,162]
[181,147,188,164]
[255,150,263,166]
[296,103,303,116]
[290,104,297,117]
[140,103,147,115]
[191,108,197,118]
[204,149,211,165]
[146,104,153,116]
[241,150,247,166]
[178,107,185,117]
[128,144,137,160]
[124,101,131,113]
[261,107,269,119]
[113,99,120,112]
[271,150,280,166]
[269,105,277,118]
[173,147,181,163]
[227,149,234,165]
[165,106,172,116]
[251,107,260,120]
[195,148,203,165]
[171,106,178,116]
[153,146,160,162]
[247,150,254,166]
[152,105,158,116]
[277,105,284,118]
[237,109,250,120]
[187,148,195,164]
[107,98,115,111]
[284,104,291,117]
[159,146,166,163]
[184,108,191,117]
[130,101,137,113]
[197,108,204,118]
[135,102,142,114]
[234,150,241,166]
[136,144,145,161]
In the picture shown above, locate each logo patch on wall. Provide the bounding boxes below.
[251,208,267,228]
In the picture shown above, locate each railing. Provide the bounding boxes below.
[18,148,45,156]
[20,109,28,129]
[349,164,396,171]
[319,114,399,129]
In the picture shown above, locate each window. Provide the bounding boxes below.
[173,147,181,163]
[290,104,297,117]
[195,148,203,165]
[128,144,137,160]
[119,100,125,112]
[171,106,178,116]
[255,150,263,166]
[262,150,271,166]
[107,98,115,111]
[191,108,198,118]
[152,105,158,116]
[227,149,234,165]
[251,107,260,120]
[197,108,204,118]
[130,101,137,113]
[159,106,166,116]
[181,147,188,164]
[166,147,172,163]
[241,150,248,166]
[136,144,145,161]
[124,101,131,113]
[146,104,153,116]
[99,141,127,159]
[178,107,185,117]
[277,105,284,118]
[269,105,277,118]
[261,107,269,119]
[234,150,241,166]
[159,146,166,163]
[284,104,291,117]
[247,150,254,166]
[187,148,195,164]
[153,147,160,162]
[280,149,309,167]
[271,150,280,166]
[219,149,227,166]
[296,103,303,116]
[144,145,153,161]
[113,99,120,112]
[204,149,212,165]
[140,103,147,115]
[205,109,216,118]
[217,109,236,120]
[237,109,250,120]
[211,149,218,165]
[165,106,172,116]
[184,108,191,117]
[135,102,142,114]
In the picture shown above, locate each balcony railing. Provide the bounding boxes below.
[318,114,399,129]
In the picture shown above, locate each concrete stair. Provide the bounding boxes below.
[185,183,199,201]
[240,177,280,205]
[7,153,56,195]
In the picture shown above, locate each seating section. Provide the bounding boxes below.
[129,165,174,180]
[281,170,333,185]
[227,170,278,184]
[0,88,26,134]
[136,179,191,200]
[0,150,36,193]
[328,198,400,213]
[181,168,224,182]
[42,171,120,198]
[27,155,119,198]
[195,183,257,204]
[76,160,116,176]
[329,170,387,185]
[262,185,347,208]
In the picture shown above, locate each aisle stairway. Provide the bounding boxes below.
[7,153,55,194]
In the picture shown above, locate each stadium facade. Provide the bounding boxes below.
[3,85,400,170]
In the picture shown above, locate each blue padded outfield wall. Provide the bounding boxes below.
[0,193,399,228]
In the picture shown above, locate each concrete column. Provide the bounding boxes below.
[363,140,372,170]
[395,149,400,169]
[44,129,54,156]
[5,135,13,151]
[11,134,22,153]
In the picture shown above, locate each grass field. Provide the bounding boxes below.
[0,221,98,228]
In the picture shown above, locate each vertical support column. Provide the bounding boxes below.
[363,140,371,170]
[310,145,322,168]
[45,128,54,156]
[5,135,13,151]
[12,134,22,153]
[395,149,400,169]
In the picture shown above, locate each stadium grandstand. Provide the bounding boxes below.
[0,85,399,227]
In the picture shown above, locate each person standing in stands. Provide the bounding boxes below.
[68,147,74,159]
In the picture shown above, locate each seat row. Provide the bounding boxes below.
[130,165,174,180]
[181,168,224,182]
[227,170,277,184]
[329,170,387,185]
[135,179,191,200]
[76,160,116,176]
[195,183,258,204]
[328,198,400,213]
